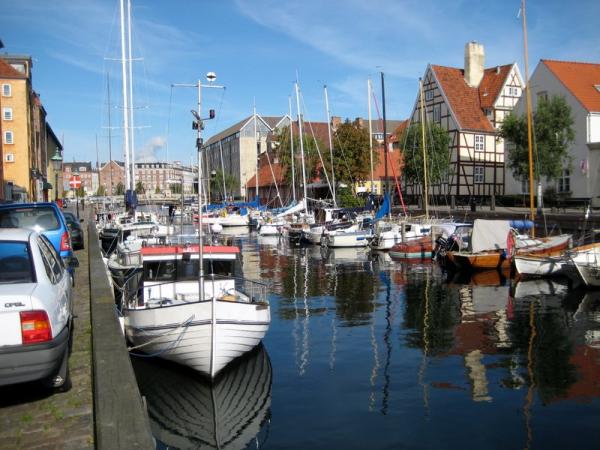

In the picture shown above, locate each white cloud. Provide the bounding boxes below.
[136,136,166,162]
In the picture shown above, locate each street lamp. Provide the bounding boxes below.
[50,148,62,202]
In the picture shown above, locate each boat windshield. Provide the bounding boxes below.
[143,259,235,282]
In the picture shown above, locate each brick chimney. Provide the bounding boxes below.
[464,41,485,88]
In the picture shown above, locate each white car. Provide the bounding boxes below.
[0,228,75,391]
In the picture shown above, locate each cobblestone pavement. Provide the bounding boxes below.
[0,226,94,450]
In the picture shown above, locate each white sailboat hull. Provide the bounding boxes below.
[324,231,372,248]
[124,299,270,378]
[513,255,566,277]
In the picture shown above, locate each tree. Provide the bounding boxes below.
[76,186,85,197]
[210,170,239,201]
[135,181,145,194]
[273,125,324,187]
[155,186,161,194]
[399,122,451,193]
[327,119,376,187]
[96,185,106,196]
[170,183,182,195]
[500,95,575,182]
[336,186,362,208]
[115,182,125,195]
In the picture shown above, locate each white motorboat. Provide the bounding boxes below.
[370,221,432,251]
[322,227,373,248]
[121,244,270,378]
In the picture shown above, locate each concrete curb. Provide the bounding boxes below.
[88,223,154,449]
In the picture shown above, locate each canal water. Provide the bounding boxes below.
[132,229,600,449]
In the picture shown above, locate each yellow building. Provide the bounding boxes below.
[1,55,52,202]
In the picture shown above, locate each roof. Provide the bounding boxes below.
[0,227,35,241]
[373,147,402,180]
[64,162,93,170]
[0,58,26,79]
[542,59,600,112]
[431,64,513,132]
[245,153,285,188]
[204,115,284,146]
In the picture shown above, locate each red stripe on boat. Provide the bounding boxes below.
[141,245,240,255]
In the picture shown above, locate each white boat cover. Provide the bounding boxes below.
[471,219,511,254]
[276,198,306,218]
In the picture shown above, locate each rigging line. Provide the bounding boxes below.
[299,89,335,199]
[332,133,356,187]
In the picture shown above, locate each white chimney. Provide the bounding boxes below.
[464,41,485,87]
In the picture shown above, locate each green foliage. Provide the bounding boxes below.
[115,182,125,195]
[155,186,161,194]
[273,125,325,186]
[328,119,375,185]
[76,186,85,197]
[400,122,451,187]
[336,186,362,208]
[210,169,239,201]
[135,181,145,194]
[96,185,106,196]
[170,183,182,195]
[500,95,575,182]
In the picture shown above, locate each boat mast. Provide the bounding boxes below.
[381,72,390,217]
[521,0,536,236]
[368,78,374,194]
[119,0,131,191]
[254,103,259,202]
[288,96,296,203]
[295,82,308,211]
[127,0,136,190]
[324,85,337,207]
[106,73,114,195]
[419,79,429,220]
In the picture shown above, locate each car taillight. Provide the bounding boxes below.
[20,310,52,344]
[60,231,71,252]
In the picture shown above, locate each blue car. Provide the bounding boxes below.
[0,202,76,273]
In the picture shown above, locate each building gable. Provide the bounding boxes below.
[542,59,600,113]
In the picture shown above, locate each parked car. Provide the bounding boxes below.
[0,229,76,390]
[0,202,76,274]
[62,212,84,250]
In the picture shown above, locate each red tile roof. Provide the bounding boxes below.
[0,58,26,79]
[373,147,402,180]
[245,153,285,188]
[431,64,513,133]
[542,59,600,112]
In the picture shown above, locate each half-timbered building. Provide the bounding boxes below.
[405,42,524,202]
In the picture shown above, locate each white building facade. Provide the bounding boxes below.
[504,59,600,202]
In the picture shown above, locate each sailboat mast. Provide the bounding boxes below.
[127,0,136,190]
[368,78,374,194]
[521,0,536,236]
[419,79,429,220]
[295,82,308,208]
[381,72,389,203]
[106,73,114,195]
[288,96,296,203]
[119,0,131,191]
[324,85,337,207]
[254,103,259,201]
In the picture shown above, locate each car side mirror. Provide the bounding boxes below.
[68,257,80,269]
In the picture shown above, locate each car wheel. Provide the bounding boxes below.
[42,347,71,393]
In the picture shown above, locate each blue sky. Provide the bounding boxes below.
[2,0,599,165]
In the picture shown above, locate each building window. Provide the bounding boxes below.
[537,91,548,102]
[433,104,441,122]
[425,90,433,101]
[475,135,485,151]
[3,107,13,121]
[2,84,11,97]
[79,167,87,172]
[3,130,14,144]
[557,169,570,193]
[474,166,484,184]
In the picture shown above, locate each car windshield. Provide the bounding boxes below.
[0,207,60,231]
[0,241,34,283]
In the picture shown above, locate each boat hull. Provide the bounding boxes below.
[124,299,270,378]
[389,237,433,260]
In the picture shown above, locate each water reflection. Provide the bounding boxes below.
[136,233,600,449]
[133,345,272,450]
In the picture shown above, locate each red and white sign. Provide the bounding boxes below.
[69,175,82,189]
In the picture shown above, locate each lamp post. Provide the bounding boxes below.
[50,148,62,203]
